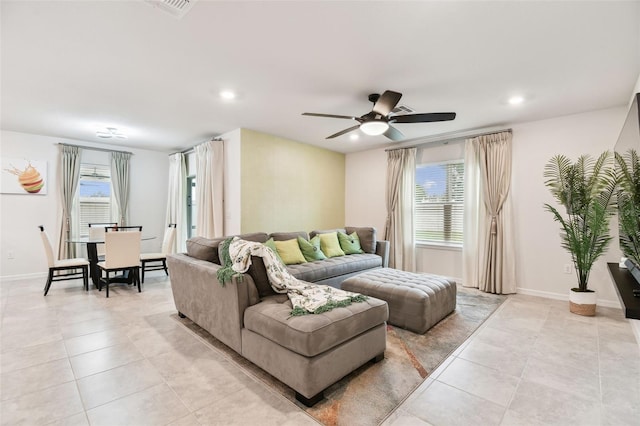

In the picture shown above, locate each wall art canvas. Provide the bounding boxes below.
[1,158,48,195]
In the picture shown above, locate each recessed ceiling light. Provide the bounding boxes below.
[220,90,236,100]
[508,96,525,105]
[350,134,359,141]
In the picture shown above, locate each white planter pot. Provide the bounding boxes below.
[569,289,596,316]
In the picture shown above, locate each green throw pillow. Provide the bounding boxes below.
[274,238,307,265]
[338,231,364,255]
[319,232,345,258]
[298,236,327,262]
[264,238,283,263]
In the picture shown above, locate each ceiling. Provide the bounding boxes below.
[2,1,639,154]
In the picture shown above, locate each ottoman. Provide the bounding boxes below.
[342,268,457,334]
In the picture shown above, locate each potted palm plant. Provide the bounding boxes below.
[544,151,617,316]
[615,149,640,278]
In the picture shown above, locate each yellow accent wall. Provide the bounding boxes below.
[240,129,345,233]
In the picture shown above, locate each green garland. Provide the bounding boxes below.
[289,294,368,316]
[216,237,243,286]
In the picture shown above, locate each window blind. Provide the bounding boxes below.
[78,164,112,237]
[415,161,464,245]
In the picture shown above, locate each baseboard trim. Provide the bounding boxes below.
[516,287,621,309]
[0,272,47,282]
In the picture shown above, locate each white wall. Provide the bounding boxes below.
[345,148,387,233]
[512,107,626,306]
[346,106,628,305]
[220,129,241,235]
[0,130,169,279]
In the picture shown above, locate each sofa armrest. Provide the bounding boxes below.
[167,253,254,354]
[375,240,389,268]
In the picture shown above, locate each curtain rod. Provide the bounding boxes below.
[169,137,223,157]
[57,142,133,155]
[385,127,512,152]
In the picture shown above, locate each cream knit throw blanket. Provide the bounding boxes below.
[221,237,367,315]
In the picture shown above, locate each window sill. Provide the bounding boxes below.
[416,241,462,251]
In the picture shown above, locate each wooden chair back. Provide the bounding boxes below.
[88,223,117,256]
[161,224,177,254]
[105,226,143,232]
[38,225,55,267]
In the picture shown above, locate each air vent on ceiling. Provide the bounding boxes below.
[391,105,415,115]
[146,0,197,19]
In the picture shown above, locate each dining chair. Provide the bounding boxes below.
[104,225,143,277]
[88,222,117,259]
[140,223,176,283]
[97,230,141,297]
[105,226,143,232]
[38,226,89,296]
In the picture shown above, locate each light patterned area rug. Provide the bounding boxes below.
[177,285,506,426]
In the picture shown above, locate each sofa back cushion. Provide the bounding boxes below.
[345,226,377,254]
[269,231,309,241]
[237,232,269,243]
[186,237,224,264]
[309,228,347,239]
[243,274,261,306]
[247,256,278,298]
[208,232,275,299]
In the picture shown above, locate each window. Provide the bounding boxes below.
[77,164,112,237]
[415,160,464,245]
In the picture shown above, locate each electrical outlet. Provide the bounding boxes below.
[7,250,14,260]
[563,264,572,274]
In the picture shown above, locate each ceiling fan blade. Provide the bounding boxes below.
[326,125,360,139]
[302,112,357,120]
[372,90,402,116]
[384,125,404,141]
[391,112,456,123]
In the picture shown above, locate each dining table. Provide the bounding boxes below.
[69,235,156,287]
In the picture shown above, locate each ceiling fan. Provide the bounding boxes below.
[302,90,456,141]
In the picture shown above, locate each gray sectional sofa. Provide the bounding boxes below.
[167,227,390,406]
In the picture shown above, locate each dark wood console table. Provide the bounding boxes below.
[607,262,640,319]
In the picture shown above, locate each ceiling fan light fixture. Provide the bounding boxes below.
[96,127,127,139]
[360,120,389,136]
[302,89,456,141]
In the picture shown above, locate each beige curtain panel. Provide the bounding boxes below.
[195,139,224,238]
[463,131,516,294]
[384,147,416,271]
[111,151,131,226]
[58,145,81,259]
[166,153,187,252]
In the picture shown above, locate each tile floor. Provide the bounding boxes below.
[1,274,638,425]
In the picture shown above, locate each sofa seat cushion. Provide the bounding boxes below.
[243,294,388,357]
[286,253,382,283]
